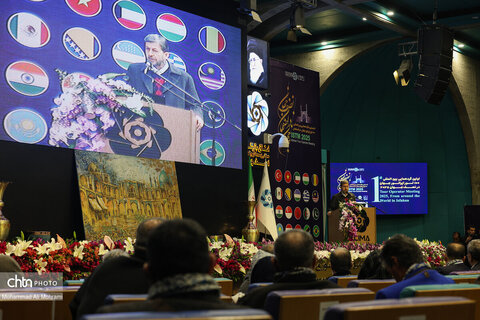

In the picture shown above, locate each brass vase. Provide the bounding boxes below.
[0,182,11,241]
[242,201,259,243]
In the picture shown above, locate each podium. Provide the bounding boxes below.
[328,207,377,243]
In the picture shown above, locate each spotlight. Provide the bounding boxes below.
[393,59,412,86]
[238,0,262,22]
[287,2,312,41]
[287,29,297,42]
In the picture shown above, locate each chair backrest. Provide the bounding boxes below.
[247,282,273,292]
[214,278,233,296]
[400,283,480,320]
[80,309,272,320]
[264,288,374,320]
[64,279,85,286]
[346,279,396,292]
[324,296,475,320]
[327,276,358,288]
[446,274,480,284]
[105,293,233,305]
[450,270,480,275]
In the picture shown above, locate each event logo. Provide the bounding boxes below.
[247,91,269,136]
[202,101,225,129]
[294,172,301,184]
[112,40,145,70]
[199,140,226,166]
[198,26,226,53]
[65,0,102,17]
[313,225,320,237]
[275,187,282,200]
[275,205,283,218]
[285,206,292,219]
[7,12,50,48]
[168,53,187,72]
[303,207,310,220]
[5,61,49,96]
[355,209,370,233]
[293,189,301,202]
[156,13,186,42]
[198,62,225,90]
[284,188,292,201]
[274,169,282,182]
[302,173,309,185]
[3,108,47,144]
[294,207,301,220]
[302,190,310,202]
[312,190,319,203]
[312,208,320,220]
[63,28,101,61]
[284,170,292,183]
[113,0,146,30]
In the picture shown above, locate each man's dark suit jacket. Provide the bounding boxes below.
[329,192,356,211]
[436,261,470,275]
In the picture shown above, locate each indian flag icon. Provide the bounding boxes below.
[156,13,187,42]
[5,61,49,96]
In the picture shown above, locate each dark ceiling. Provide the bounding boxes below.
[244,0,480,58]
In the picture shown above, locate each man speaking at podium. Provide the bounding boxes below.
[328,180,356,215]
[127,34,204,131]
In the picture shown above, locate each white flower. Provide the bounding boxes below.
[35,244,51,256]
[6,241,33,257]
[209,241,224,250]
[73,245,84,260]
[315,250,331,260]
[124,237,134,254]
[123,94,143,113]
[34,258,48,274]
[218,247,233,261]
[98,244,109,256]
[240,243,259,256]
[45,239,63,252]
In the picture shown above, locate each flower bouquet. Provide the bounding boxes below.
[338,202,359,241]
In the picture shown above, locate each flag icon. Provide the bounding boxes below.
[303,190,310,202]
[313,208,320,220]
[312,190,319,203]
[274,169,282,182]
[157,13,186,42]
[4,108,47,144]
[168,53,187,72]
[285,206,292,219]
[113,0,146,30]
[198,62,225,90]
[277,224,284,235]
[5,61,49,96]
[7,12,50,48]
[284,170,292,183]
[303,208,311,220]
[313,225,320,237]
[285,224,293,231]
[275,187,282,200]
[198,26,226,53]
[294,207,302,220]
[275,205,283,218]
[284,188,292,201]
[304,225,311,233]
[302,173,310,185]
[295,224,302,230]
[112,40,145,70]
[294,172,301,184]
[256,161,278,240]
[312,174,319,186]
[202,101,225,129]
[294,189,301,202]
[65,0,102,17]
[248,158,257,226]
[63,28,101,60]
[199,140,226,166]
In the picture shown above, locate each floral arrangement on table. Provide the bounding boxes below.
[416,239,447,268]
[48,70,154,152]
[338,202,359,241]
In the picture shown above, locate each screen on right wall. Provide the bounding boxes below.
[330,163,428,215]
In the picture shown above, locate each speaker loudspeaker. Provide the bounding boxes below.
[414,25,454,105]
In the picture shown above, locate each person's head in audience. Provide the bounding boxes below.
[380,234,424,282]
[467,239,480,268]
[357,249,392,279]
[445,242,465,262]
[0,255,22,272]
[330,247,352,276]
[102,249,130,262]
[134,217,165,259]
[467,226,476,236]
[452,231,461,243]
[145,218,215,281]
[274,229,314,272]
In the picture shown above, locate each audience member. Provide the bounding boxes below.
[71,217,165,319]
[329,247,352,277]
[101,248,130,262]
[462,226,478,247]
[467,239,480,270]
[238,230,339,308]
[357,249,392,279]
[436,242,469,275]
[376,234,454,299]
[98,218,245,313]
[452,231,462,243]
[0,254,22,272]
[238,244,275,294]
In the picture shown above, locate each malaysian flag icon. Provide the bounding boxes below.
[198,62,225,90]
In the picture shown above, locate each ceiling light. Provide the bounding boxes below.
[387,11,394,16]
[458,43,465,48]
[362,17,367,21]
[321,41,327,45]
[393,59,412,86]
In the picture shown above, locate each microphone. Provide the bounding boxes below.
[144,62,151,74]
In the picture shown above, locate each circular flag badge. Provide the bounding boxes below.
[275,187,282,200]
[304,225,310,233]
[294,189,301,202]
[5,61,49,96]
[284,188,292,201]
[61,72,91,92]
[7,12,50,48]
[313,225,320,237]
[4,108,47,143]
[294,172,301,184]
[284,170,292,183]
[199,140,226,166]
[168,53,187,72]
[274,169,282,182]
[295,224,302,230]
[198,62,225,90]
[198,26,226,53]
[303,207,311,220]
[303,190,310,203]
[277,223,284,235]
[65,0,102,17]
[313,208,320,220]
[113,0,146,30]
[202,101,225,129]
[312,173,319,186]
[294,207,302,220]
[285,224,293,231]
[312,190,319,203]
[112,40,145,70]
[302,173,309,185]
[285,206,293,219]
[63,28,101,61]
[157,13,186,42]
[275,205,283,218]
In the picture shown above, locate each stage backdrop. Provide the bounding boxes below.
[74,150,181,240]
[257,59,322,239]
